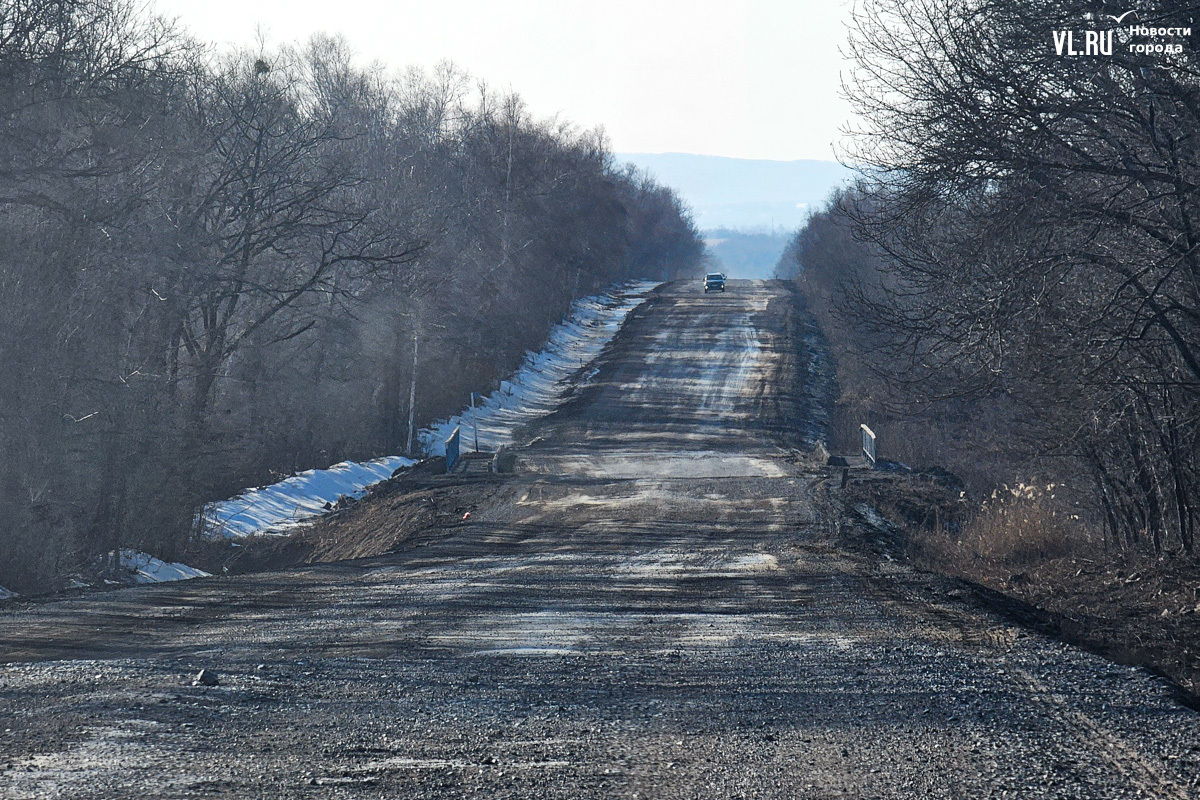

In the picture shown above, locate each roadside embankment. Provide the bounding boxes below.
[830,463,1200,705]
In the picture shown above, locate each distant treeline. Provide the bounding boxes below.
[704,227,791,279]
[782,0,1199,559]
[0,0,703,591]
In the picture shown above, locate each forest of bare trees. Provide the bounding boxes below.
[0,0,703,592]
[782,0,1200,561]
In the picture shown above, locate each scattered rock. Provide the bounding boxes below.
[492,449,518,473]
[194,668,220,687]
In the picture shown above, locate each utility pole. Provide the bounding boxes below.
[405,318,419,457]
[471,392,480,453]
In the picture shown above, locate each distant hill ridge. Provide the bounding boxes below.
[618,152,854,231]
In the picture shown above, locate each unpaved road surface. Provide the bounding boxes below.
[2,280,1198,799]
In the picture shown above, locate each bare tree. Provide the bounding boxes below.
[810,0,1200,556]
[0,6,704,592]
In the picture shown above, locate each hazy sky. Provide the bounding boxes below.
[151,0,856,162]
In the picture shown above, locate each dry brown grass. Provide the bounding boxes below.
[914,484,1096,576]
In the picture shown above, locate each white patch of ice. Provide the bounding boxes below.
[728,553,780,571]
[363,757,571,770]
[0,585,16,600]
[527,450,788,479]
[469,647,582,657]
[616,550,780,579]
[118,550,210,584]
[419,281,659,456]
[203,455,415,538]
[856,503,898,534]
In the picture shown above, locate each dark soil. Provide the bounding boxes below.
[184,471,512,576]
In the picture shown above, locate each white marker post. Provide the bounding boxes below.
[861,424,876,468]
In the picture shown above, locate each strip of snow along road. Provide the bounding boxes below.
[420,280,659,456]
[0,585,16,600]
[203,455,415,538]
[197,281,652,540]
[119,550,211,584]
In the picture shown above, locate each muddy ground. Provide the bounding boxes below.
[1,280,1198,799]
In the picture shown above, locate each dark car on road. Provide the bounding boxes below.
[704,272,726,293]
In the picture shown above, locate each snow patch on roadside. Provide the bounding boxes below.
[119,550,210,584]
[0,585,16,600]
[856,503,903,538]
[420,281,659,456]
[195,281,651,540]
[203,455,415,538]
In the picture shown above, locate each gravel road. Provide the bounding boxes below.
[2,280,1198,799]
